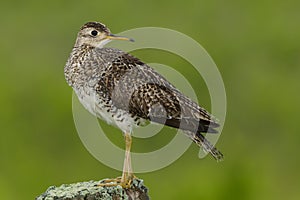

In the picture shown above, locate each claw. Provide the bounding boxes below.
[97,177,122,187]
[97,176,138,188]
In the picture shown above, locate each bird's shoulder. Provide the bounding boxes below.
[94,47,163,85]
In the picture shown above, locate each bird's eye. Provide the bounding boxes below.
[91,30,98,36]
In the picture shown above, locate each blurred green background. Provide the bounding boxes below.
[1,0,300,199]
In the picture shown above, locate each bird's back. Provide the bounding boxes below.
[91,47,220,132]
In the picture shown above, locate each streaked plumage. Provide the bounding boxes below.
[64,21,223,163]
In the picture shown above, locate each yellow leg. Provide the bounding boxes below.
[121,132,135,188]
[98,132,136,188]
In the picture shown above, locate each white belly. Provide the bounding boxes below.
[75,87,136,133]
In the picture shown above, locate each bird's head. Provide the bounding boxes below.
[75,21,134,48]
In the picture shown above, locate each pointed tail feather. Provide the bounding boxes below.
[185,131,224,161]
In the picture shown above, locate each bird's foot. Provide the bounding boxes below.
[98,177,122,187]
[121,173,137,188]
[98,174,137,188]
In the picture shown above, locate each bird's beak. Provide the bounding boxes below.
[106,34,135,42]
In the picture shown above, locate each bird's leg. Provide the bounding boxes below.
[98,132,135,188]
[120,132,135,188]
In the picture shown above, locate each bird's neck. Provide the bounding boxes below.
[64,45,94,87]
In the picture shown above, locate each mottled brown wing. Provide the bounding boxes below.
[128,82,219,133]
[97,51,219,133]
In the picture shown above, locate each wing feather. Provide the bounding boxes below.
[96,49,219,133]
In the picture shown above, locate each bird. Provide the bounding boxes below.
[64,21,223,188]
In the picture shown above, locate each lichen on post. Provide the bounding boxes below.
[36,178,149,200]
